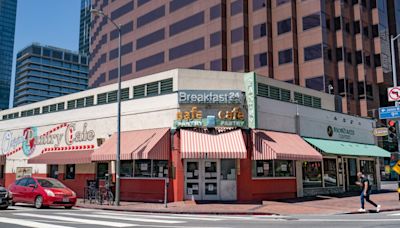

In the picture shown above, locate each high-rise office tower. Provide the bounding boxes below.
[14,43,88,107]
[89,0,400,117]
[79,0,91,55]
[0,0,17,110]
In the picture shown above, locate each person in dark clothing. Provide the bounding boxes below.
[356,172,381,212]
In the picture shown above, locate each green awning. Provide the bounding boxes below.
[303,138,390,158]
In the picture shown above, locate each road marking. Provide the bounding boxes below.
[16,213,136,227]
[96,212,223,221]
[58,213,185,224]
[388,213,400,216]
[298,218,400,222]
[0,217,76,228]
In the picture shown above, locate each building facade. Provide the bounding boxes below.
[79,0,91,55]
[0,0,17,110]
[0,69,389,202]
[89,0,400,118]
[13,44,89,108]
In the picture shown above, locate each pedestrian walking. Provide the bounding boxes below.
[356,172,381,213]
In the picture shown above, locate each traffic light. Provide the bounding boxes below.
[388,120,397,142]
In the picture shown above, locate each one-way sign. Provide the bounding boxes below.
[379,106,400,119]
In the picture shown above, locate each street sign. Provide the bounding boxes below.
[392,160,400,175]
[373,127,389,137]
[388,87,400,102]
[379,106,400,119]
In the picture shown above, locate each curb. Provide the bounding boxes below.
[343,208,400,215]
[75,205,277,216]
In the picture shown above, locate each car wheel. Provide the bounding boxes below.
[34,196,43,209]
[65,206,73,209]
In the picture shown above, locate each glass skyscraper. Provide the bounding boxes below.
[14,43,88,107]
[79,0,91,55]
[0,0,17,110]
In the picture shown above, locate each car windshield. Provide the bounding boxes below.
[37,179,65,188]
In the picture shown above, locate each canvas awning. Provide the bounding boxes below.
[180,129,247,159]
[303,137,391,157]
[91,128,170,161]
[28,150,94,164]
[253,130,322,161]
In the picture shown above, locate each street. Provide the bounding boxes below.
[1,206,400,228]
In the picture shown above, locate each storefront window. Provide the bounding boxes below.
[49,165,59,179]
[323,159,337,187]
[65,164,75,180]
[360,160,375,184]
[134,160,152,177]
[274,160,294,177]
[253,160,273,177]
[221,159,236,180]
[97,163,109,179]
[302,161,322,188]
[120,161,133,177]
[0,165,4,179]
[152,160,168,178]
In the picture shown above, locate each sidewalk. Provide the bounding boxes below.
[76,192,400,215]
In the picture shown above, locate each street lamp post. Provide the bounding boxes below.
[391,34,400,182]
[91,9,122,206]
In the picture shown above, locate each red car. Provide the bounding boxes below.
[9,177,76,209]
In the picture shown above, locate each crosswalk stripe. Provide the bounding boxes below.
[15,213,136,227]
[0,217,75,228]
[388,213,400,216]
[96,212,223,221]
[58,213,185,224]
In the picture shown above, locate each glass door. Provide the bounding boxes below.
[347,158,358,190]
[202,160,219,200]
[185,161,201,200]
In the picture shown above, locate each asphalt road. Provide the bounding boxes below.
[1,205,400,228]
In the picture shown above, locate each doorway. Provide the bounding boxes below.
[346,158,358,191]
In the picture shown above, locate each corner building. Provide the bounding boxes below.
[90,0,400,117]
[0,69,390,202]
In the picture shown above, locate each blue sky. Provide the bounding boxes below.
[10,0,81,107]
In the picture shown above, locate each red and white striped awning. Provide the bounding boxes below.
[180,129,247,159]
[28,150,93,164]
[91,128,170,161]
[252,130,322,161]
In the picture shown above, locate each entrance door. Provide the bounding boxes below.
[347,158,358,190]
[184,160,221,200]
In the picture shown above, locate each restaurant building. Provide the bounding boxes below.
[0,69,390,202]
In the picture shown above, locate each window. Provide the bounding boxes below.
[97,93,107,105]
[304,44,322,61]
[278,48,292,64]
[231,55,244,71]
[305,76,324,91]
[253,0,266,11]
[108,90,117,103]
[136,29,165,50]
[111,1,134,20]
[136,52,164,71]
[253,23,267,39]
[49,165,59,179]
[231,27,244,43]
[363,26,369,37]
[137,0,151,7]
[160,78,173,94]
[323,159,337,187]
[170,0,196,12]
[17,178,28,186]
[210,31,221,47]
[254,52,267,68]
[120,161,133,177]
[153,160,168,178]
[372,24,379,38]
[169,38,204,60]
[110,21,134,40]
[210,4,221,20]
[221,160,236,180]
[231,0,243,16]
[302,13,320,31]
[354,21,360,34]
[26,178,36,187]
[109,42,133,60]
[277,18,291,35]
[334,16,341,30]
[170,12,204,37]
[252,160,294,177]
[0,165,4,179]
[97,163,109,179]
[360,160,375,184]
[302,161,322,188]
[276,0,290,5]
[336,47,343,61]
[210,59,222,70]
[374,54,381,67]
[85,96,94,106]
[134,160,152,177]
[67,100,76,109]
[137,5,165,28]
[65,164,75,180]
[355,50,362,64]
[190,64,205,69]
[146,82,159,96]
[121,88,130,100]
[133,85,145,98]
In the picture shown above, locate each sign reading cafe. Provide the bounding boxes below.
[178,90,243,104]
[1,122,96,157]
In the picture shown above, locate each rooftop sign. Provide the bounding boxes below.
[178,90,243,104]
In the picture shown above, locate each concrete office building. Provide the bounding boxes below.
[79,0,91,55]
[89,0,400,117]
[13,44,89,109]
[0,0,17,110]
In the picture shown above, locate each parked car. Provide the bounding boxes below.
[0,186,12,209]
[9,177,76,209]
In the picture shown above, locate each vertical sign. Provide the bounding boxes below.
[244,72,257,128]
